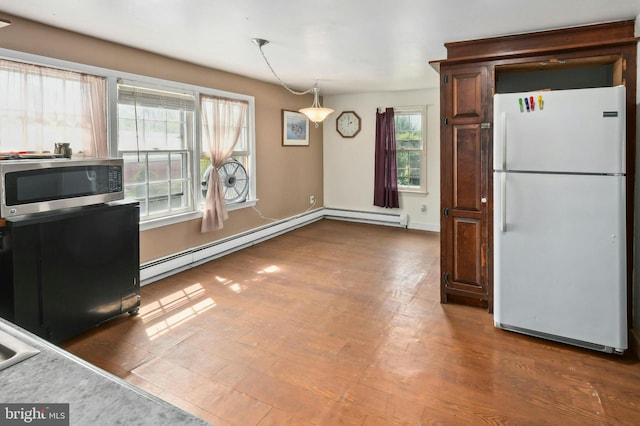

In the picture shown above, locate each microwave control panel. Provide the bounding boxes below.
[108,166,123,193]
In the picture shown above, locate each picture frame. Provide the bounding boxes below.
[282,110,309,146]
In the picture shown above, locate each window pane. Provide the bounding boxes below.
[143,119,167,149]
[126,183,146,198]
[117,83,195,221]
[123,154,147,184]
[166,109,181,121]
[170,180,189,209]
[394,108,426,190]
[119,104,135,119]
[396,151,409,186]
[148,182,170,215]
[148,154,169,182]
[409,151,422,169]
[170,153,185,179]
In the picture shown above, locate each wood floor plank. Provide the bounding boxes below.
[62,219,640,425]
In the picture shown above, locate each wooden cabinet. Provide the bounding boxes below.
[433,20,638,313]
[440,66,492,306]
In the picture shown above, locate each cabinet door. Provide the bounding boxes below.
[39,204,140,342]
[440,65,492,308]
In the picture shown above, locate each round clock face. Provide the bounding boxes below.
[336,111,361,138]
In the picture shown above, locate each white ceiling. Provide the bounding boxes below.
[0,1,639,95]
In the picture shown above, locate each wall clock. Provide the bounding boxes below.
[336,111,361,138]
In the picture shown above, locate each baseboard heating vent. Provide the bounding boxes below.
[141,208,418,286]
[140,208,324,285]
[323,208,407,228]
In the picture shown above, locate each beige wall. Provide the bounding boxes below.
[0,14,324,263]
[323,89,440,231]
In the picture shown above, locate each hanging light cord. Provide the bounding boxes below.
[253,39,313,96]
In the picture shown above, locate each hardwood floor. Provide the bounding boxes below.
[62,219,640,425]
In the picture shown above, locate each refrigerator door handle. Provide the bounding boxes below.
[500,172,507,232]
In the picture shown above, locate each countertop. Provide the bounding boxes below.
[0,317,211,425]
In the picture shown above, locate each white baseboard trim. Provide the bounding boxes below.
[140,207,439,285]
[408,221,441,232]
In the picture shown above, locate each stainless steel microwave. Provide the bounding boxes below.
[0,158,124,218]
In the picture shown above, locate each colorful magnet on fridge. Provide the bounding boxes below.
[529,96,535,111]
[524,97,530,112]
[518,98,524,112]
[538,95,544,110]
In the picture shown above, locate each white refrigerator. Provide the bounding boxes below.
[493,85,627,354]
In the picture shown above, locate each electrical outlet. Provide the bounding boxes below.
[310,195,315,205]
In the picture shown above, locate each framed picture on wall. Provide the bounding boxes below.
[282,110,309,146]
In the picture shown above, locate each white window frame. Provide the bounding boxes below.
[117,80,197,221]
[394,105,427,194]
[0,48,256,231]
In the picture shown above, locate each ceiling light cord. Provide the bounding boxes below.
[252,38,333,125]
[255,42,314,96]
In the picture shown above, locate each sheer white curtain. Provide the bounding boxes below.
[200,95,248,233]
[0,59,107,156]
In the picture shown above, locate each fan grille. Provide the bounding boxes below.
[201,159,249,204]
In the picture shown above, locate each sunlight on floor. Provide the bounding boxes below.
[259,265,281,274]
[215,275,246,293]
[214,264,280,294]
[228,283,243,293]
[140,283,216,340]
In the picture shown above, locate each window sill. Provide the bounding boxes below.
[399,188,429,195]
[139,199,257,231]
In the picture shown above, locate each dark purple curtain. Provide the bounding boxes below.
[373,107,399,208]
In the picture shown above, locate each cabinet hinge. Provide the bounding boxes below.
[443,117,448,127]
[443,272,450,283]
[443,207,449,217]
[481,122,491,129]
[444,75,449,84]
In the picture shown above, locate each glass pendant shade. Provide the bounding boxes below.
[299,107,334,123]
[299,86,334,123]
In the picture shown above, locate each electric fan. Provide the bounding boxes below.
[201,158,249,203]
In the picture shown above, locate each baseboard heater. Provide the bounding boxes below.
[140,208,408,286]
[140,209,324,285]
[323,208,408,227]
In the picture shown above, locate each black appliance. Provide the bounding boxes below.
[0,201,140,343]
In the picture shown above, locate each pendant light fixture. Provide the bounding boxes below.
[252,38,333,126]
